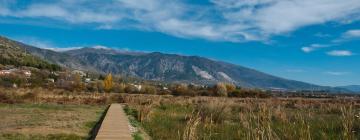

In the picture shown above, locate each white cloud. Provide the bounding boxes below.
[326,50,354,56]
[1,0,360,42]
[324,71,349,76]
[91,45,111,50]
[13,36,83,52]
[303,29,359,54]
[301,44,329,53]
[343,29,360,39]
[332,29,360,42]
[9,3,122,24]
[212,0,360,34]
[301,47,313,53]
[45,47,83,52]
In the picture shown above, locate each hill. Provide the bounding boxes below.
[336,85,360,93]
[64,48,323,90]
[0,36,60,70]
[0,36,344,91]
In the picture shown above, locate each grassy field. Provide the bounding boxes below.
[0,103,106,140]
[1,88,360,140]
[124,95,360,140]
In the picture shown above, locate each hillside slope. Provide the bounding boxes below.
[64,48,322,89]
[336,85,360,93]
[0,36,60,70]
[0,36,340,90]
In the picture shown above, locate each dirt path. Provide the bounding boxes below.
[95,104,132,140]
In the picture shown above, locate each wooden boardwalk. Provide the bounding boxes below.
[95,104,133,140]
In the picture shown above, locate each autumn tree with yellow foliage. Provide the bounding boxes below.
[104,73,113,93]
[73,73,85,91]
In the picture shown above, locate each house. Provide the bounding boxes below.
[22,70,31,77]
[47,78,55,83]
[51,71,59,76]
[0,68,16,76]
[270,87,287,93]
[0,70,11,75]
[85,78,91,83]
[130,84,142,91]
[71,70,86,77]
[0,69,32,78]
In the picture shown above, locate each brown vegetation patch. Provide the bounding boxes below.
[0,103,105,139]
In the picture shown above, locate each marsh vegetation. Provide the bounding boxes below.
[123,95,360,140]
[1,87,359,140]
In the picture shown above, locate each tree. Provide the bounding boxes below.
[98,75,105,80]
[113,83,126,93]
[214,83,227,97]
[97,80,104,93]
[125,84,137,93]
[141,85,157,94]
[225,83,236,93]
[104,73,113,93]
[171,83,188,96]
[73,73,84,91]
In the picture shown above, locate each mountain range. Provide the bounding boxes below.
[336,85,360,93]
[0,36,350,91]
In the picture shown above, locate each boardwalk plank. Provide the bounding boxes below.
[95,104,132,140]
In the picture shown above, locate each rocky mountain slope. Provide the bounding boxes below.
[0,36,341,90]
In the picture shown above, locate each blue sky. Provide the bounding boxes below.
[0,0,360,86]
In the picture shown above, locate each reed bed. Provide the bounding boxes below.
[124,95,360,140]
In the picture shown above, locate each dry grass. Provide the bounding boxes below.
[183,112,201,140]
[123,94,360,140]
[0,103,106,140]
[0,87,124,105]
[1,88,359,139]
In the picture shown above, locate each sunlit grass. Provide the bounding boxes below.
[124,95,360,140]
[0,103,106,140]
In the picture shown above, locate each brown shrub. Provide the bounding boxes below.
[213,83,227,97]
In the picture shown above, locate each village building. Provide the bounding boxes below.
[23,70,31,77]
[0,69,32,77]
[47,78,55,83]
[0,69,16,76]
[71,70,86,77]
[130,84,142,91]
[0,70,11,75]
[85,78,92,83]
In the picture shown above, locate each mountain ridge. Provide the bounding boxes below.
[0,36,347,91]
[336,85,360,93]
[0,36,60,70]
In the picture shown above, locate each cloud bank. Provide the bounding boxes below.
[324,71,350,76]
[326,50,354,56]
[1,0,360,42]
[301,44,330,53]
[301,28,359,55]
